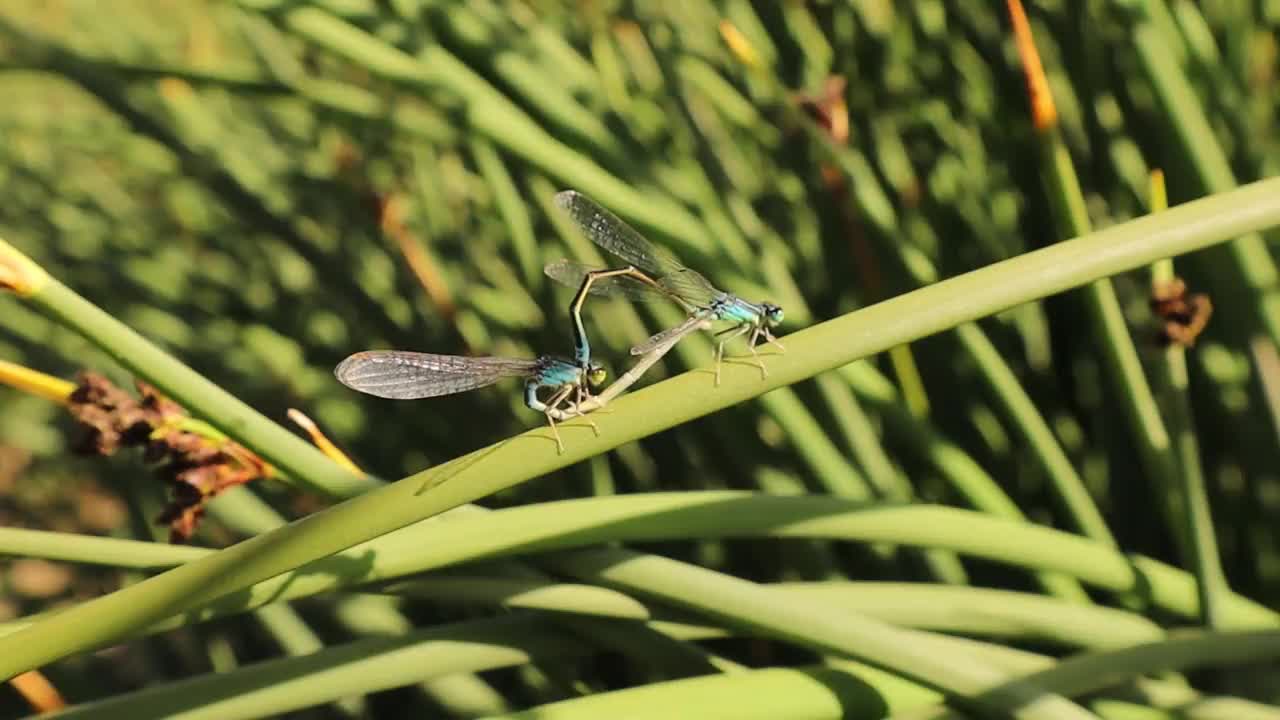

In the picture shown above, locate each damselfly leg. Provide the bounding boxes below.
[712,323,757,385]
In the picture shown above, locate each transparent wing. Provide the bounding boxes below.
[334,351,539,400]
[655,268,720,307]
[543,260,674,303]
[555,191,720,307]
[630,315,708,355]
[554,190,677,275]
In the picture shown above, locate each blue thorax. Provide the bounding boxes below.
[711,295,766,325]
[533,357,582,388]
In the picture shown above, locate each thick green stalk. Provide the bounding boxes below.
[381,575,654,619]
[539,548,1095,719]
[912,630,1280,720]
[46,607,1271,720]
[1,177,1279,678]
[5,494,1275,644]
[397,577,1163,650]
[43,616,581,720]
[498,626,1280,720]
[0,526,207,568]
[40,616,941,720]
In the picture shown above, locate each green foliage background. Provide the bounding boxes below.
[0,0,1279,718]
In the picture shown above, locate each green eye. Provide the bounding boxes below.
[587,367,607,386]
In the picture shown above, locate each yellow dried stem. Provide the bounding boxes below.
[0,359,75,405]
[287,408,366,477]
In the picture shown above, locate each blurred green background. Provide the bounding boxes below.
[1,0,1279,716]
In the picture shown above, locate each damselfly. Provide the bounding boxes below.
[334,351,605,453]
[546,190,784,385]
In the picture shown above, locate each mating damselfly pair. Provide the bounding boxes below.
[334,191,785,452]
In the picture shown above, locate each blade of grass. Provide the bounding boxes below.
[1146,170,1231,628]
[1126,2,1280,345]
[262,5,715,256]
[379,575,653,620]
[908,630,1280,720]
[768,582,1162,649]
[955,322,1117,550]
[469,138,541,288]
[485,663,940,720]
[0,526,207,568]
[812,373,971,586]
[518,548,1094,719]
[816,115,1116,559]
[6,493,1276,642]
[490,624,1280,720]
[2,177,1279,679]
[46,603,1267,720]
[392,576,1164,650]
[843,359,1090,601]
[0,254,374,498]
[42,615,582,720]
[1024,67,1194,574]
[40,614,948,720]
[434,3,626,165]
[1012,0,1171,557]
[248,604,366,718]
[0,17,425,351]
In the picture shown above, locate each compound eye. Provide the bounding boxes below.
[587,367,607,386]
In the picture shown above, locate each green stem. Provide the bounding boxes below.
[1,177,1278,679]
[541,548,1100,719]
[844,360,1090,601]
[5,493,1275,642]
[1150,257,1230,628]
[1039,132,1189,567]
[817,107,1116,557]
[0,246,376,499]
[266,5,714,255]
[392,577,1162,649]
[0,526,207,568]
[955,321,1116,548]
[1129,4,1280,345]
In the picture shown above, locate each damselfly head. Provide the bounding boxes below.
[585,362,607,387]
[762,303,784,327]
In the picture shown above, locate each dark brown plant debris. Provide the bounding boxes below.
[1151,278,1214,348]
[66,372,271,543]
